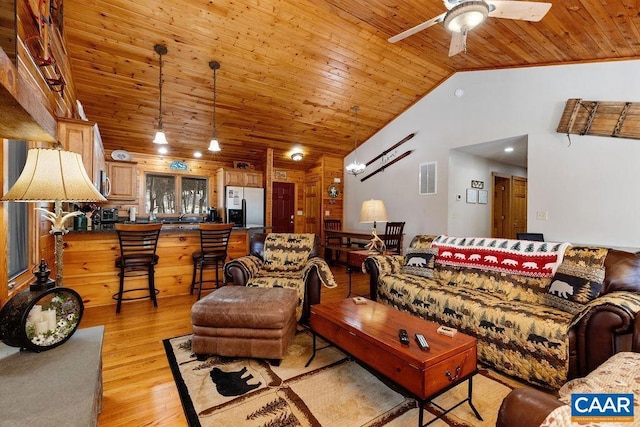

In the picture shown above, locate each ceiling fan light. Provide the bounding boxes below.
[346,161,366,176]
[153,130,168,145]
[444,1,489,33]
[208,138,221,152]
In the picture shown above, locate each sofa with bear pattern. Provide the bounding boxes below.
[364,235,640,389]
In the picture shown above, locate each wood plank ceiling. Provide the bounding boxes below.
[63,0,640,169]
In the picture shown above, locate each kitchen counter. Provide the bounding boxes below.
[69,223,270,233]
[61,225,268,308]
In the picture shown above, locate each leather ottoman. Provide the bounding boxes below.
[191,286,298,362]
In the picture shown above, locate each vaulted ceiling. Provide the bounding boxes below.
[63,0,640,169]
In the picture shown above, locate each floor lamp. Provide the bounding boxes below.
[359,199,388,254]
[2,147,106,286]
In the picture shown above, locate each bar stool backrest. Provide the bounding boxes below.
[115,223,163,263]
[199,223,234,258]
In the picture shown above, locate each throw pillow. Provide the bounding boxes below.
[402,247,438,278]
[545,246,608,314]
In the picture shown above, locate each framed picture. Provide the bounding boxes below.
[478,190,488,204]
[274,170,287,179]
[466,188,478,204]
[471,180,484,189]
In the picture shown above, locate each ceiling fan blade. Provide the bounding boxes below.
[448,31,466,57]
[486,1,551,22]
[388,13,446,43]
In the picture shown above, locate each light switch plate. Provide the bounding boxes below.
[334,177,341,183]
[325,211,330,216]
[297,210,303,216]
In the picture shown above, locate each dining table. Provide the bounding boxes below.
[326,229,404,252]
[325,229,404,297]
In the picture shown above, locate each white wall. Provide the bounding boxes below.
[448,150,526,237]
[344,60,640,251]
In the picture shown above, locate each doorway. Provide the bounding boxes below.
[272,182,295,233]
[491,173,527,239]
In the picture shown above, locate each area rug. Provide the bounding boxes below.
[163,329,530,426]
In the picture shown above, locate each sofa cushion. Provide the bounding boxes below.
[375,272,572,389]
[545,246,607,314]
[402,247,438,278]
[262,233,315,272]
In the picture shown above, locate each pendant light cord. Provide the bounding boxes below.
[353,105,360,161]
[158,52,163,129]
[212,66,217,138]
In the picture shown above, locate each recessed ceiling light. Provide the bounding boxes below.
[193,151,202,158]
[158,147,168,155]
[504,147,514,153]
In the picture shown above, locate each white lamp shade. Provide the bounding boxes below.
[359,199,389,223]
[208,138,221,152]
[2,148,106,202]
[346,161,366,175]
[153,130,168,145]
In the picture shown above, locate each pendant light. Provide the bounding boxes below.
[345,105,366,176]
[153,44,168,145]
[208,60,221,152]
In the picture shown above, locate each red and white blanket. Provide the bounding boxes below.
[431,235,570,278]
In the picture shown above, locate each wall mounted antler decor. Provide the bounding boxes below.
[557,98,640,141]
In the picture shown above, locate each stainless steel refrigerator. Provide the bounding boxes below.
[225,186,265,227]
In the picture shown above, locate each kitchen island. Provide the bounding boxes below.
[62,225,268,308]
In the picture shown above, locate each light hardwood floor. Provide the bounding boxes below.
[80,264,371,426]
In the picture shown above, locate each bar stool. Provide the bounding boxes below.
[113,223,162,313]
[191,223,234,299]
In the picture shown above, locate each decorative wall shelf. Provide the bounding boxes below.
[557,98,640,140]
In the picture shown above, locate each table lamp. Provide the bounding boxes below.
[359,199,388,254]
[2,147,107,286]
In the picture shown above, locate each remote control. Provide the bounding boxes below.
[398,329,410,345]
[415,333,430,350]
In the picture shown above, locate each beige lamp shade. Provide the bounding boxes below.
[2,148,106,202]
[359,199,388,224]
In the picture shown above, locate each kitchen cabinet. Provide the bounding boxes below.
[106,161,137,200]
[244,171,263,187]
[58,117,94,183]
[225,169,244,186]
[221,168,263,188]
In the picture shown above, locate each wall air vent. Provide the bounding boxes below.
[419,162,437,195]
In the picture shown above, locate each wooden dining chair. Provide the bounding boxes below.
[323,219,345,265]
[383,221,405,255]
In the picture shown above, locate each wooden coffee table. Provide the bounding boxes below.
[307,299,482,427]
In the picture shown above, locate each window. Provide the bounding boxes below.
[145,174,208,215]
[8,140,29,279]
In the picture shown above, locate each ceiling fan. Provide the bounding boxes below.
[388,0,551,57]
